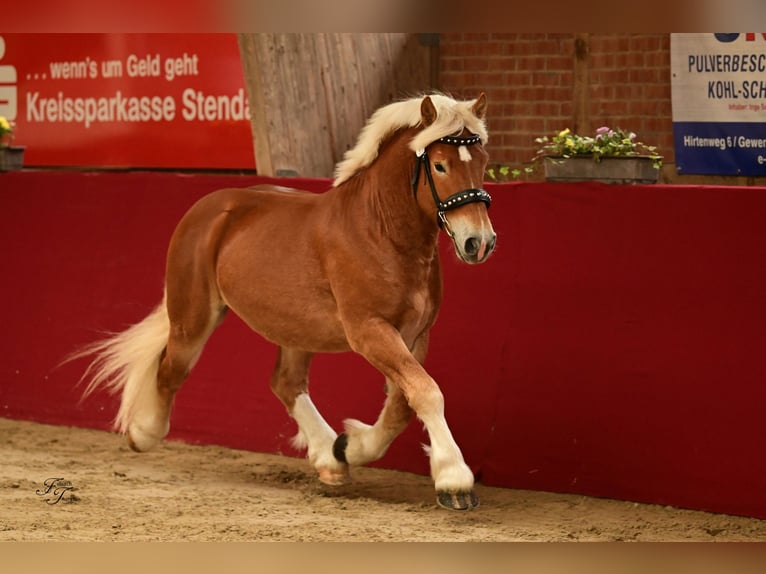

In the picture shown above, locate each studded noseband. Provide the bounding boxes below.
[411,134,492,233]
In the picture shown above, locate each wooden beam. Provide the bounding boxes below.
[237,34,435,178]
[573,33,590,136]
[237,34,274,176]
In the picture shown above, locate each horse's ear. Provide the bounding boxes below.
[472,92,487,120]
[421,96,438,127]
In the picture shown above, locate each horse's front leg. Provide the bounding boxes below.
[345,320,478,510]
[333,333,427,468]
[334,375,413,467]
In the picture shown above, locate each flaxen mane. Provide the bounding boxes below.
[332,93,489,187]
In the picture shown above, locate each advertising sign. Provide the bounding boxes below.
[0,34,255,169]
[670,33,766,176]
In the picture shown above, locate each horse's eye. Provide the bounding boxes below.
[434,163,447,173]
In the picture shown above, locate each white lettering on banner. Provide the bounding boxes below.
[27,91,176,128]
[126,54,160,78]
[181,88,249,121]
[683,135,728,150]
[164,53,199,82]
[49,58,98,80]
[738,136,766,148]
[102,60,122,78]
[26,88,250,128]
[681,134,766,151]
[44,52,201,83]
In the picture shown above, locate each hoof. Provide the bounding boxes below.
[332,433,348,463]
[126,433,145,453]
[126,427,163,452]
[318,465,350,486]
[436,490,479,511]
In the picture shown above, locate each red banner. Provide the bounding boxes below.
[0,34,255,169]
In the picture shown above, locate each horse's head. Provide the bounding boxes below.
[413,94,496,264]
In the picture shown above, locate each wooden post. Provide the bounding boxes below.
[237,34,274,176]
[237,33,435,178]
[573,33,590,136]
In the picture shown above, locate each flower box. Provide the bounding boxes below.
[543,155,659,184]
[0,146,25,172]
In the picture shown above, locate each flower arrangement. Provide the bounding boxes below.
[488,126,662,180]
[0,115,15,147]
[536,126,661,165]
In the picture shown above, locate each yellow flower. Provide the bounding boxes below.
[558,128,571,138]
[0,116,10,131]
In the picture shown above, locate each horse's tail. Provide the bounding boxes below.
[77,294,170,434]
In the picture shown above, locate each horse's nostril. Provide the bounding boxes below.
[464,236,480,256]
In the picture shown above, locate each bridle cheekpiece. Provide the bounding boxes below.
[411,133,492,235]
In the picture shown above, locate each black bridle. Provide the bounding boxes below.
[411,133,492,234]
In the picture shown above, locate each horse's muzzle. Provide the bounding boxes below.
[457,231,496,264]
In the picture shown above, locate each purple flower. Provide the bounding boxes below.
[595,126,611,140]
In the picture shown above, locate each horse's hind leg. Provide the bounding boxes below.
[98,198,234,452]
[270,347,350,485]
[129,231,227,451]
[127,296,225,452]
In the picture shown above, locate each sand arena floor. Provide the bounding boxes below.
[2,417,765,542]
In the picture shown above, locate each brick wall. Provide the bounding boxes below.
[588,34,673,163]
[440,33,675,177]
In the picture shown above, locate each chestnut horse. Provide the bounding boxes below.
[79,93,496,510]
